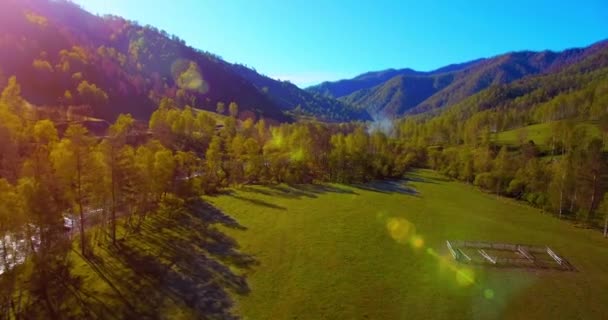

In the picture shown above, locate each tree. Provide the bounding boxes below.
[0,96,24,182]
[598,114,608,145]
[205,135,225,190]
[243,138,262,183]
[473,147,493,173]
[104,115,134,244]
[227,134,245,184]
[229,102,239,118]
[548,155,574,218]
[598,193,608,238]
[21,121,62,253]
[216,102,225,115]
[51,124,94,255]
[152,148,175,198]
[579,138,604,222]
[77,81,108,106]
[0,179,22,273]
[0,76,25,115]
[493,146,514,195]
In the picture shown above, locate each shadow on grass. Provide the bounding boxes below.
[225,193,288,211]
[239,184,358,200]
[351,180,420,196]
[190,199,248,229]
[405,171,451,184]
[72,198,255,319]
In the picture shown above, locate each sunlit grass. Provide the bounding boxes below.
[494,120,603,150]
[208,169,608,319]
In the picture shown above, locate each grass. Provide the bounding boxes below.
[205,170,608,319]
[18,198,254,319]
[14,170,608,318]
[493,120,602,150]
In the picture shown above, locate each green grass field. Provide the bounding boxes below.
[494,121,602,150]
[206,169,608,320]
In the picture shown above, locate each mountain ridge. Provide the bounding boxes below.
[0,0,366,122]
[308,40,608,117]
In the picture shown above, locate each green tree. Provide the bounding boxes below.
[77,80,108,106]
[229,102,239,118]
[598,193,608,238]
[51,124,94,255]
[216,102,225,115]
[0,179,22,272]
[493,146,514,195]
[103,114,134,244]
[152,148,175,198]
[205,135,225,190]
[0,76,25,115]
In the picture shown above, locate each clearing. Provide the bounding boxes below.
[208,169,608,320]
[493,120,602,151]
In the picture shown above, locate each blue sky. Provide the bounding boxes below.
[74,0,608,87]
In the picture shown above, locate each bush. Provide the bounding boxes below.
[474,172,497,191]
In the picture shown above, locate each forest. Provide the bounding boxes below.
[2,56,608,314]
[1,0,608,318]
[0,75,419,317]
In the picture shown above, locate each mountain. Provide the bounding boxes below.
[230,64,371,121]
[308,42,608,117]
[438,40,608,121]
[0,0,365,122]
[307,59,482,99]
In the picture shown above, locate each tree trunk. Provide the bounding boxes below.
[559,188,564,218]
[110,150,117,246]
[604,215,608,238]
[2,236,10,274]
[78,201,85,256]
[588,173,598,221]
[558,171,566,218]
[76,158,86,256]
[570,189,577,212]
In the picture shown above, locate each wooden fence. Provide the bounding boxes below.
[445,240,574,271]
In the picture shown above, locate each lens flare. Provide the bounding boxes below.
[172,59,209,94]
[484,288,495,299]
[386,218,415,244]
[456,267,475,287]
[412,235,424,249]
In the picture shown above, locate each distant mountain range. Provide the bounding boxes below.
[0,0,606,123]
[307,41,608,117]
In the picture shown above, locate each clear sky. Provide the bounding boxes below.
[73,0,608,87]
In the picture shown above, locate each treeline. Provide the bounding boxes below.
[0,76,421,316]
[148,97,420,187]
[395,64,608,236]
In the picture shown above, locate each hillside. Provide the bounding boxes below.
[307,60,482,100]
[308,42,608,117]
[0,0,364,122]
[230,64,371,121]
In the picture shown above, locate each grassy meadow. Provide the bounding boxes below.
[206,169,608,320]
[494,120,602,150]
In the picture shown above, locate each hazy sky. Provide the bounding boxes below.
[73,0,608,87]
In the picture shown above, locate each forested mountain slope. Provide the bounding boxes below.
[308,41,608,117]
[230,64,371,121]
[391,44,608,228]
[307,59,482,99]
[0,0,365,122]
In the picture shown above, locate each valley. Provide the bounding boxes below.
[1,1,607,319]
